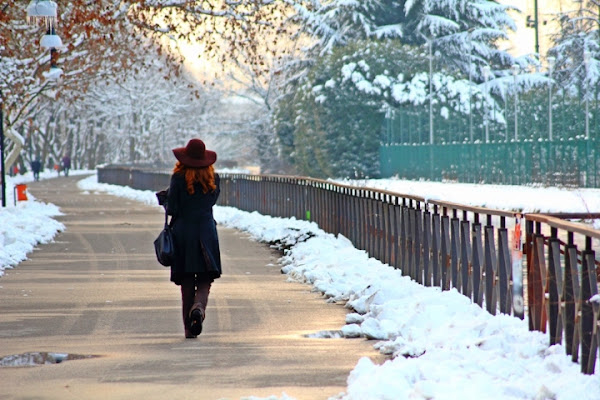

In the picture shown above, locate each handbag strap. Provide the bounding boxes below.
[163,206,170,228]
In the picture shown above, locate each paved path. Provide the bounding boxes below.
[0,176,384,400]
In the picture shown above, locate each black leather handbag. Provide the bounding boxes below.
[154,201,174,267]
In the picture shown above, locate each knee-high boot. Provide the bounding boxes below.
[180,277,196,338]
[191,281,212,319]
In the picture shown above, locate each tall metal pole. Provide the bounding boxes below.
[0,90,5,207]
[469,46,473,143]
[512,65,519,141]
[429,38,433,145]
[428,38,434,181]
[585,96,589,139]
[548,57,555,141]
[584,51,591,186]
[483,66,490,143]
[504,82,509,142]
[534,0,540,56]
[584,51,591,140]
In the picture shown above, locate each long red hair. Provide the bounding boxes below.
[173,161,216,195]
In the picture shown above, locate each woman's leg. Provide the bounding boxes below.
[180,274,196,337]
[192,279,212,317]
[189,277,212,336]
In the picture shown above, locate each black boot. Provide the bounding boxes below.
[189,308,204,336]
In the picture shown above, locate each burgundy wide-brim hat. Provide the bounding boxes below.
[172,139,217,168]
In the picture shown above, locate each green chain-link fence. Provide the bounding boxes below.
[381,139,599,187]
[380,87,600,187]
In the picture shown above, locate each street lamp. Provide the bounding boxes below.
[26,1,58,25]
[483,65,491,143]
[0,90,5,207]
[0,0,65,208]
[584,51,591,140]
[468,50,473,143]
[547,56,555,141]
[28,1,63,80]
[512,64,519,141]
[0,0,55,205]
[41,29,63,81]
[467,28,474,143]
[429,38,434,145]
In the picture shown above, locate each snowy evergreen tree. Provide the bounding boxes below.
[273,0,533,176]
[549,1,600,99]
[543,1,600,141]
[295,0,521,79]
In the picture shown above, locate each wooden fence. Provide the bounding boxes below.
[525,214,600,374]
[98,166,600,374]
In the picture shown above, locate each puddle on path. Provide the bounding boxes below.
[304,330,344,339]
[0,352,97,367]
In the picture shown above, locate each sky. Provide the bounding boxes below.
[1,171,600,399]
[498,0,569,61]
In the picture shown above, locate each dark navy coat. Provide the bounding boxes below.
[167,172,221,284]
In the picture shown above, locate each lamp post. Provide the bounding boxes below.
[427,38,435,181]
[28,1,63,80]
[512,64,519,141]
[0,1,62,207]
[584,51,591,140]
[41,29,63,76]
[429,39,433,144]
[429,38,434,145]
[0,90,5,207]
[483,65,490,143]
[469,49,473,143]
[27,1,57,25]
[3,0,63,209]
[547,56,555,141]
[504,81,508,142]
[385,105,393,144]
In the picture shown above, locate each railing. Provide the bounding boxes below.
[97,165,170,191]
[98,165,600,374]
[525,213,600,374]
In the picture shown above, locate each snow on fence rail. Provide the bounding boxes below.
[97,166,600,374]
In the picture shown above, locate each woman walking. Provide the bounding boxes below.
[166,139,221,339]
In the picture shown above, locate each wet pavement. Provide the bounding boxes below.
[0,175,384,400]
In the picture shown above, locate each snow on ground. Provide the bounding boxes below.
[1,172,600,400]
[0,170,91,276]
[334,177,600,215]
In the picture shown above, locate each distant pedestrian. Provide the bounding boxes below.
[161,139,221,339]
[61,155,71,176]
[31,158,41,181]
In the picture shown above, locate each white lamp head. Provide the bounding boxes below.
[27,1,58,28]
[40,34,62,49]
[43,67,63,81]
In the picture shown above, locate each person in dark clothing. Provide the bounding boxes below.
[31,158,41,181]
[165,139,221,339]
[61,155,71,176]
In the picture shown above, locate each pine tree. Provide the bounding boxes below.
[273,0,526,176]
[296,0,520,79]
[549,1,599,97]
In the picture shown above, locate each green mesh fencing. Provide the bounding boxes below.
[380,89,599,187]
[380,139,600,188]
